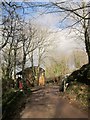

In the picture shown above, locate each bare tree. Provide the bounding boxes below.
[31,1,90,63]
[1,1,26,92]
[1,2,21,50]
[1,1,43,89]
[33,27,51,85]
[51,1,90,64]
[19,21,41,88]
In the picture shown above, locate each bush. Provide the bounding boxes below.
[66,81,88,108]
[2,89,24,120]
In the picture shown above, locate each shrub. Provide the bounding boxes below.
[2,89,24,120]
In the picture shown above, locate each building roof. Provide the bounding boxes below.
[16,66,45,75]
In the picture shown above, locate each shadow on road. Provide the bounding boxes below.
[13,86,88,119]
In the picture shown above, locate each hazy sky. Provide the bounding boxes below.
[30,6,86,53]
[14,0,89,2]
[2,1,88,70]
[17,0,87,68]
[2,0,87,55]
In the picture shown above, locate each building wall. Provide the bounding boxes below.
[24,68,45,86]
[39,72,45,86]
[16,67,45,86]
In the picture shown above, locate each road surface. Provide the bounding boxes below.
[15,85,88,118]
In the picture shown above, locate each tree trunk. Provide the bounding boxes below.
[22,52,29,92]
[31,51,35,86]
[83,5,90,64]
[6,43,13,80]
[37,66,40,86]
[85,28,90,64]
[13,46,17,81]
[37,47,41,86]
[22,53,26,80]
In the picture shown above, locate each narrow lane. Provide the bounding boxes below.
[18,86,88,118]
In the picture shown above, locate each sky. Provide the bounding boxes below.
[2,1,88,51]
[2,0,88,70]
[27,1,85,51]
[8,0,90,2]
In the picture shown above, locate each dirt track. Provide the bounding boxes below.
[16,85,88,118]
